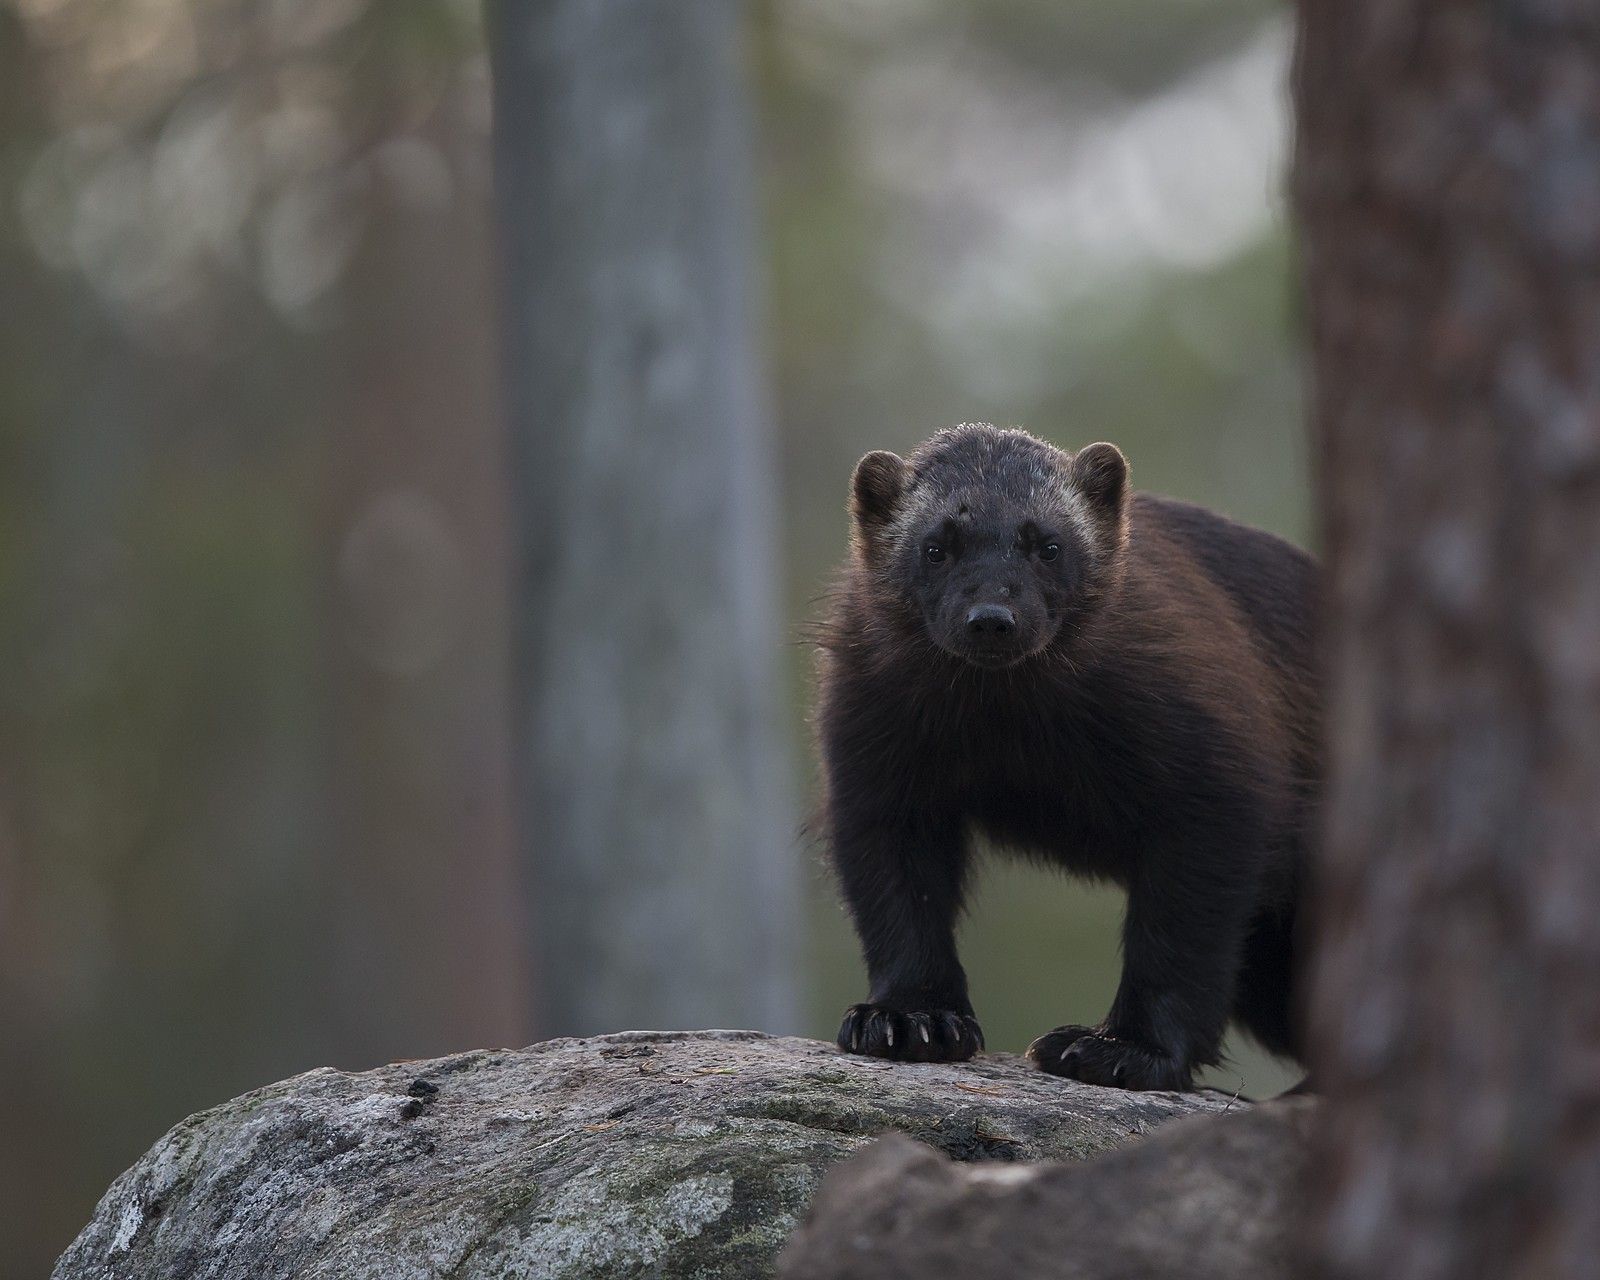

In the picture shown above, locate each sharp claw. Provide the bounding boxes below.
[841,1007,986,1060]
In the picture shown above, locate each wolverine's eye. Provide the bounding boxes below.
[925,544,947,565]
[1039,542,1061,562]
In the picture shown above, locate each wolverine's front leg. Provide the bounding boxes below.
[830,808,983,1063]
[1029,837,1260,1090]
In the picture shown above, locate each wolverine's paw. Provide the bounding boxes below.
[836,1003,984,1063]
[1026,1025,1192,1091]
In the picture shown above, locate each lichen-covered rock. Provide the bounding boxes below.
[53,1030,1239,1280]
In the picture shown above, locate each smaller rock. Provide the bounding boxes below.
[779,1097,1315,1280]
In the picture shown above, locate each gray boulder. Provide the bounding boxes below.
[52,1030,1239,1280]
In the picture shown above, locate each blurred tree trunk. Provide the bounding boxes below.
[321,117,527,1063]
[1296,3,1600,1277]
[489,1,799,1035]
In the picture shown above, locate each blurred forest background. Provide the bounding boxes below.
[0,0,1305,1271]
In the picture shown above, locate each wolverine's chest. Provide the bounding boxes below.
[918,677,1197,873]
[923,688,1113,801]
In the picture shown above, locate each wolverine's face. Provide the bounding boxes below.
[901,491,1083,667]
[850,427,1128,668]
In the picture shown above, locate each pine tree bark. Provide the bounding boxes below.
[1296,4,1600,1277]
[489,1,799,1036]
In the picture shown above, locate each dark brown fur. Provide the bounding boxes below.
[815,424,1319,1089]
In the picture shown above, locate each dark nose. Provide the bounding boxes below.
[965,604,1017,638]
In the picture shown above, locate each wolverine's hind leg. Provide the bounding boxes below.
[1230,906,1302,1062]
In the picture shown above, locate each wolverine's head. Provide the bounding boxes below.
[849,425,1129,668]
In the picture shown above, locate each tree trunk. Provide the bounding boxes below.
[489,0,798,1036]
[1296,4,1600,1277]
[320,113,526,1063]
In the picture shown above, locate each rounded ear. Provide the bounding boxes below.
[851,451,908,530]
[1071,442,1129,511]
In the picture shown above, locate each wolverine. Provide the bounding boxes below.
[815,424,1319,1090]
